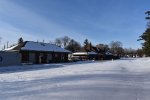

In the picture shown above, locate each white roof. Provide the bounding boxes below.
[105,51,113,55]
[21,41,70,53]
[5,41,70,53]
[73,52,97,55]
[4,44,19,51]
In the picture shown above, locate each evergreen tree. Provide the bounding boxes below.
[18,37,23,44]
[139,11,150,56]
[139,28,150,56]
[89,42,92,51]
[83,39,89,51]
[84,39,89,46]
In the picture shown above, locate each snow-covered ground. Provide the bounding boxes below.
[0,58,150,100]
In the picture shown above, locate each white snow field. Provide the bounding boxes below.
[0,58,150,100]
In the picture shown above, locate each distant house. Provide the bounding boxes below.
[71,43,120,61]
[5,41,71,64]
[72,51,98,60]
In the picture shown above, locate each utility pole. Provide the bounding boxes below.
[6,41,9,48]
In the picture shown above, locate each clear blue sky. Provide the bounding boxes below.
[0,0,150,49]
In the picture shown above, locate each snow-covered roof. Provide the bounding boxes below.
[73,51,97,55]
[5,41,71,53]
[4,44,20,51]
[21,41,70,53]
[73,52,87,55]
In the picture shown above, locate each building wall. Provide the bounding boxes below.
[21,51,29,63]
[20,51,69,64]
[47,53,53,63]
[0,51,21,67]
[29,53,35,63]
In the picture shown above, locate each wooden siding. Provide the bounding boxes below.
[20,50,69,64]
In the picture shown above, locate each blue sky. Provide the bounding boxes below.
[0,0,150,49]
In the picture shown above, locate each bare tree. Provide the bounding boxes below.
[62,36,70,48]
[96,44,109,53]
[55,36,71,48]
[65,39,81,52]
[109,41,123,56]
[55,38,62,47]
[124,48,137,57]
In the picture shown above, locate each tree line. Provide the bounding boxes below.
[0,35,143,57]
[54,36,143,57]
